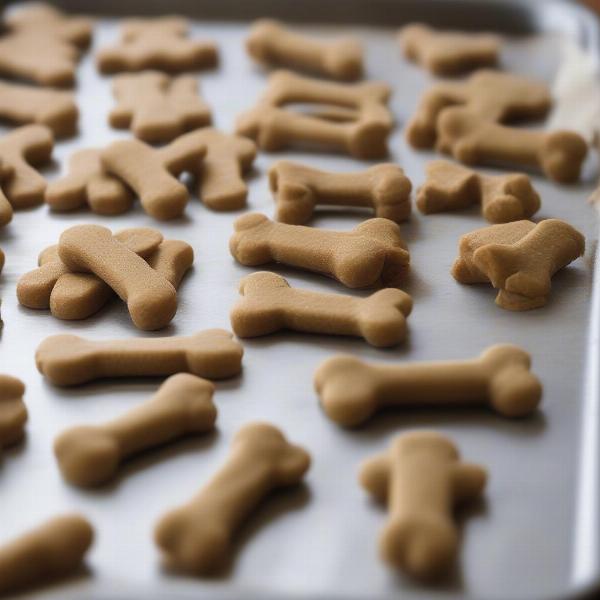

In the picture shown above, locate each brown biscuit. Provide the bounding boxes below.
[229,213,410,288]
[236,70,393,159]
[269,160,412,224]
[55,373,216,487]
[246,19,363,81]
[35,329,243,386]
[0,374,28,449]
[417,160,540,223]
[110,71,212,143]
[97,16,218,74]
[0,514,93,596]
[400,23,499,75]
[154,422,310,574]
[359,431,487,580]
[230,271,412,347]
[0,159,13,227]
[314,344,542,427]
[146,239,195,289]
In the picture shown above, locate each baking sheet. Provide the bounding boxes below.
[1,1,600,599]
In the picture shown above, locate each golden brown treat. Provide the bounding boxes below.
[96,16,218,74]
[400,23,499,75]
[54,374,216,487]
[0,514,93,596]
[146,239,194,289]
[154,422,310,574]
[109,71,212,143]
[359,431,487,580]
[417,160,540,223]
[246,19,363,80]
[236,70,393,159]
[36,329,243,386]
[269,160,412,224]
[0,159,13,227]
[0,374,28,449]
[314,344,542,427]
[230,271,412,347]
[229,213,409,289]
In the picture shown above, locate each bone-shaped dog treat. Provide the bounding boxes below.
[314,344,542,427]
[154,422,310,574]
[0,374,28,450]
[359,431,487,580]
[230,213,410,289]
[246,19,363,81]
[110,71,212,143]
[100,132,206,220]
[417,160,540,223]
[400,23,499,76]
[0,514,93,596]
[97,16,218,74]
[0,124,53,209]
[236,70,393,159]
[231,271,412,347]
[55,373,216,487]
[146,239,194,289]
[436,108,588,183]
[269,160,412,224]
[36,329,243,386]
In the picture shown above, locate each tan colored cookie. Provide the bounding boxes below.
[146,239,194,289]
[269,160,412,224]
[246,19,363,81]
[110,71,212,143]
[400,23,499,75]
[36,329,243,386]
[97,16,218,74]
[314,344,542,427]
[0,514,93,596]
[417,160,540,223]
[154,422,310,574]
[0,374,28,449]
[230,213,409,288]
[359,431,487,580]
[55,373,216,487]
[0,159,13,227]
[230,271,412,347]
[236,70,393,159]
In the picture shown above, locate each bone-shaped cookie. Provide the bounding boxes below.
[417,160,540,223]
[0,374,28,450]
[246,19,363,81]
[236,70,393,159]
[314,344,542,426]
[55,373,216,487]
[359,431,487,580]
[100,132,206,220]
[269,160,412,224]
[110,71,212,143]
[0,514,93,596]
[154,422,310,574]
[97,16,218,74]
[36,329,243,386]
[231,271,412,347]
[230,213,409,289]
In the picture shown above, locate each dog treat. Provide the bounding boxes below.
[359,431,487,579]
[146,239,194,288]
[269,160,412,224]
[110,71,212,143]
[97,16,218,74]
[400,23,499,75]
[246,19,363,80]
[154,422,310,574]
[0,160,13,227]
[417,160,540,223]
[406,70,551,149]
[55,374,216,487]
[0,514,94,596]
[230,213,409,289]
[100,132,206,220]
[314,344,542,427]
[46,148,134,215]
[0,124,53,209]
[0,374,28,450]
[231,271,412,347]
[236,70,393,159]
[36,329,243,386]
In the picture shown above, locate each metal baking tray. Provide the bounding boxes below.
[1,0,599,598]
